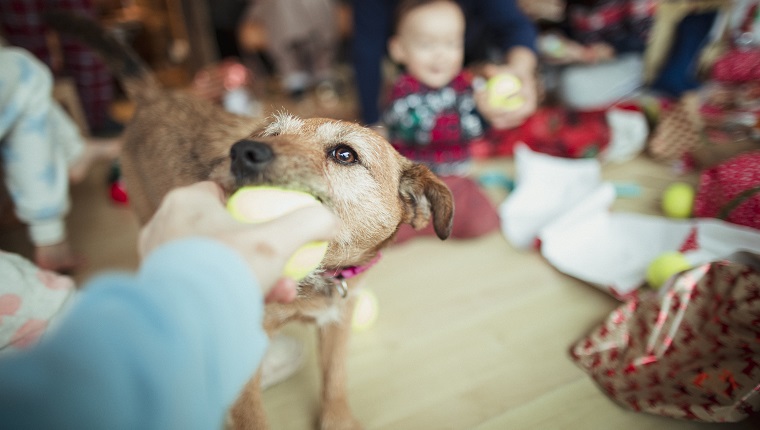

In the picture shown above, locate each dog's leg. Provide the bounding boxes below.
[230,371,269,430]
[318,294,362,430]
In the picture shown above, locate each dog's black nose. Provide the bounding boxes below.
[230,139,274,177]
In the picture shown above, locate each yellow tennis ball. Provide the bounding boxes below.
[487,73,525,111]
[662,182,695,219]
[646,251,692,289]
[352,289,378,332]
[227,186,329,280]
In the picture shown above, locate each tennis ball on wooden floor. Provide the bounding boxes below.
[352,288,378,332]
[646,251,692,289]
[486,73,525,111]
[662,182,695,219]
[227,186,328,280]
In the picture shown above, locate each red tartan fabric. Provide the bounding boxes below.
[566,0,655,53]
[571,253,760,422]
[0,0,114,130]
[483,106,610,159]
[694,151,760,231]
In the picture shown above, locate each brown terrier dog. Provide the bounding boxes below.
[48,12,454,430]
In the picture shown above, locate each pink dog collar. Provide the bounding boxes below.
[322,253,382,298]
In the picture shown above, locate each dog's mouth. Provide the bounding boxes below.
[221,138,331,207]
[234,182,328,205]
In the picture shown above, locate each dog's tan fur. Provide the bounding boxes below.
[50,12,454,430]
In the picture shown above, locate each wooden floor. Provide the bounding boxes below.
[261,156,760,430]
[1,86,758,429]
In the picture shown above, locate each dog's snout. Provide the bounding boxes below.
[230,139,274,176]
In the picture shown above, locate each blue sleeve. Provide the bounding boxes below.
[352,0,395,125]
[0,238,268,430]
[465,0,537,53]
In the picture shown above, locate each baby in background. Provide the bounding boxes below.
[382,0,485,176]
[382,0,502,242]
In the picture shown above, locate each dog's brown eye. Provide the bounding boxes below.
[330,145,358,165]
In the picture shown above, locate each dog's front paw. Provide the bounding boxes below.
[320,401,363,430]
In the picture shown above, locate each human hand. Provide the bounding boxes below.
[539,34,587,64]
[474,62,538,130]
[518,0,565,22]
[138,182,339,304]
[582,42,615,63]
[189,67,226,102]
[35,241,83,274]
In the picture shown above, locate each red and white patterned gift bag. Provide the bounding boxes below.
[570,252,760,422]
[694,151,760,231]
[711,46,760,84]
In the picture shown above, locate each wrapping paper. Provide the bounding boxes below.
[694,151,760,230]
[500,145,760,298]
[571,252,760,422]
[500,145,603,249]
[711,48,760,83]
[541,213,760,299]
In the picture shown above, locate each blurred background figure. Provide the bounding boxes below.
[536,0,656,109]
[0,46,121,273]
[352,0,539,129]
[382,0,485,177]
[534,0,718,108]
[239,0,342,103]
[381,0,501,244]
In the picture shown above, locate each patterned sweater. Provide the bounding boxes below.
[383,72,485,175]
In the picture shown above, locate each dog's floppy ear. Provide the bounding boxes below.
[398,163,454,240]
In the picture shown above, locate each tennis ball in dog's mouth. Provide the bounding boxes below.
[646,251,692,289]
[486,73,525,111]
[227,186,329,280]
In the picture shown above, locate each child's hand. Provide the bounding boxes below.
[474,63,538,130]
[539,35,615,65]
[581,43,616,64]
[189,67,226,102]
[34,241,83,274]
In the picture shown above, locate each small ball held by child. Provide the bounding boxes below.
[486,73,525,111]
[227,186,329,280]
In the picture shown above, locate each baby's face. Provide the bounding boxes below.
[390,1,465,89]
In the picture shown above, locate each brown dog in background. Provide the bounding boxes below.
[48,12,454,430]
